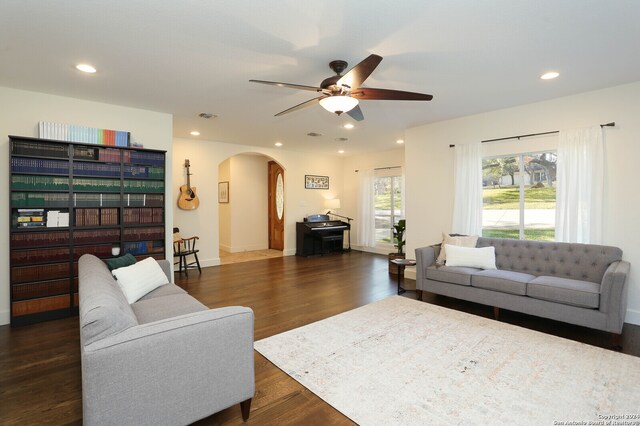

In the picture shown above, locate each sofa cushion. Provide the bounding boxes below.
[471,269,535,296]
[426,265,481,286]
[104,253,137,271]
[137,283,187,301]
[477,238,622,284]
[111,257,170,303]
[132,294,208,324]
[436,233,479,265]
[445,245,496,270]
[527,276,600,308]
[79,254,139,346]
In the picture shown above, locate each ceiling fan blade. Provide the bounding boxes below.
[346,105,364,121]
[337,54,383,90]
[351,87,433,101]
[249,79,323,92]
[274,96,327,117]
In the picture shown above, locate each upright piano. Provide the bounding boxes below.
[296,214,350,256]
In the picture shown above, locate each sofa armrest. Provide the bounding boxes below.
[82,306,254,426]
[599,260,630,331]
[415,246,437,291]
[157,259,171,281]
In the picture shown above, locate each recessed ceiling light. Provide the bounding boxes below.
[307,132,322,137]
[190,131,200,136]
[335,137,348,142]
[76,64,96,73]
[338,150,345,154]
[396,139,404,144]
[540,71,559,80]
[343,123,354,129]
[274,142,283,147]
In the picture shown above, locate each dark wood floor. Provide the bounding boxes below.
[1,251,638,425]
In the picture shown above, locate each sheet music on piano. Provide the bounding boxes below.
[296,214,351,256]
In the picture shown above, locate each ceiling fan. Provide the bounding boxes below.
[249,54,433,121]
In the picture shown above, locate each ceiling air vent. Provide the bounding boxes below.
[198,112,217,119]
[307,132,322,137]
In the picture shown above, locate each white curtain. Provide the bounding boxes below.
[556,126,604,243]
[356,169,376,248]
[452,142,483,235]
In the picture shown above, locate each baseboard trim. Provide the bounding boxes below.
[625,308,640,326]
[352,245,393,256]
[0,309,10,326]
[201,258,221,268]
[283,249,296,256]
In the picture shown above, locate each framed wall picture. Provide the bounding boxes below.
[305,175,329,189]
[218,181,229,203]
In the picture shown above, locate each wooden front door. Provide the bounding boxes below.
[268,161,285,250]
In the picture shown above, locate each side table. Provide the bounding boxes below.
[390,258,416,295]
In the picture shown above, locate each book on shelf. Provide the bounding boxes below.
[11,175,70,191]
[11,158,69,174]
[45,210,69,227]
[12,140,69,158]
[38,122,130,147]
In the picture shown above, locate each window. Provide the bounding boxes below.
[374,169,403,244]
[482,151,556,241]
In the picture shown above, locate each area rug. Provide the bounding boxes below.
[254,296,640,425]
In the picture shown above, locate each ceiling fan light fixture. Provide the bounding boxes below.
[319,96,359,115]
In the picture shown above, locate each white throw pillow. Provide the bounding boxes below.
[444,244,497,270]
[436,233,479,265]
[111,257,169,303]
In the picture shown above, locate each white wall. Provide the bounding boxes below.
[0,86,173,325]
[229,154,269,252]
[405,81,640,325]
[218,159,231,250]
[342,148,405,254]
[172,139,344,266]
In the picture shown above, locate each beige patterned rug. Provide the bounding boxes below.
[254,296,640,425]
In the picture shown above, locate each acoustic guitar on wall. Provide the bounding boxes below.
[178,159,199,210]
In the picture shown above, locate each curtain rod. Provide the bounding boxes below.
[354,165,401,172]
[448,122,615,148]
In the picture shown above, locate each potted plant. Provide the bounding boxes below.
[388,219,406,274]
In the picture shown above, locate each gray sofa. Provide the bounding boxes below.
[415,237,630,338]
[78,254,255,425]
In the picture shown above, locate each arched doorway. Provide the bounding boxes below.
[218,153,284,264]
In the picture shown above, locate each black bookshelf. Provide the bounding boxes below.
[8,135,167,326]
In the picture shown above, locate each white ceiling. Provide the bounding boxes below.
[2,1,640,156]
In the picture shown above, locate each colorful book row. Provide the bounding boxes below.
[39,122,130,147]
